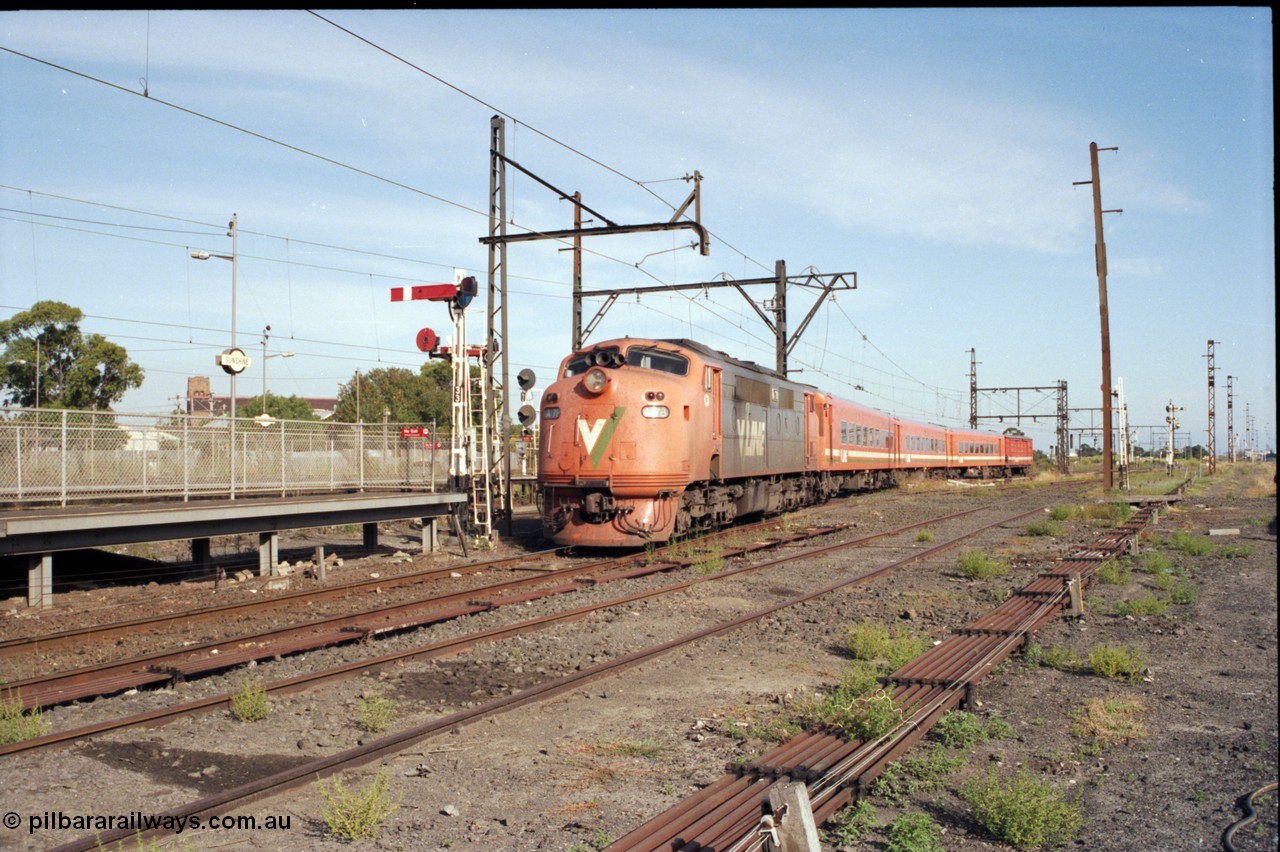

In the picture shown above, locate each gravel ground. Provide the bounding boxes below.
[0,468,1275,852]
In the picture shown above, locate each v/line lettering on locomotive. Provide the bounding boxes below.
[736,414,766,458]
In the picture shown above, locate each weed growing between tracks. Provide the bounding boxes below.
[318,767,402,841]
[229,676,271,722]
[357,688,398,734]
[0,689,46,744]
[957,548,1010,580]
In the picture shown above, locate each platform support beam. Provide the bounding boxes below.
[422,518,438,553]
[27,553,52,609]
[192,538,212,573]
[258,531,279,576]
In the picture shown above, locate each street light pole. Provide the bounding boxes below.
[262,325,269,416]
[259,325,294,420]
[190,213,240,498]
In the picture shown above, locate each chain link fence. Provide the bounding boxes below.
[0,407,454,506]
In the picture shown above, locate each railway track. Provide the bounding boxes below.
[39,489,1077,851]
[609,504,1163,850]
[0,545,572,660]
[1,518,832,711]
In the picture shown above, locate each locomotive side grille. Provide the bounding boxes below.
[540,473,689,489]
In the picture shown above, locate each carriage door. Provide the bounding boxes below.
[892,422,903,468]
[705,365,722,479]
[805,393,820,470]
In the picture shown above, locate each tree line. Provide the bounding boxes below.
[1,301,464,425]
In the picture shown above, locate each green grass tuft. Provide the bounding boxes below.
[958,549,1010,580]
[1088,642,1147,683]
[885,811,944,852]
[960,768,1085,848]
[230,676,271,722]
[0,690,47,745]
[318,768,402,841]
[1112,593,1168,617]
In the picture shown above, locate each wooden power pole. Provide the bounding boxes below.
[1075,143,1121,489]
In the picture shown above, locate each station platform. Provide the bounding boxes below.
[0,490,467,609]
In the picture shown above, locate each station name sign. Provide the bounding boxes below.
[217,348,252,375]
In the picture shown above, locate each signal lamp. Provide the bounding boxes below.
[454,276,478,310]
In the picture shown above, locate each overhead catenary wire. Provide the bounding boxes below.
[2,31,963,421]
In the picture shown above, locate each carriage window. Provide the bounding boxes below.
[626,346,689,376]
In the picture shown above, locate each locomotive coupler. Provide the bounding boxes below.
[582,491,620,523]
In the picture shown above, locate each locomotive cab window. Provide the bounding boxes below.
[626,347,689,376]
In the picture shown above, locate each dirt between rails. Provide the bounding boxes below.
[0,473,1276,852]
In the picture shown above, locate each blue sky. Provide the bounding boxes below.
[1,8,1273,455]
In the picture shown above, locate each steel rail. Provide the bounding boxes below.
[4,521,840,711]
[0,545,569,659]
[0,515,795,660]
[49,497,1053,851]
[12,493,1039,752]
[4,523,856,752]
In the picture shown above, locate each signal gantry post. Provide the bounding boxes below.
[479,115,711,535]
[967,350,1069,473]
[1206,339,1218,474]
[578,261,857,378]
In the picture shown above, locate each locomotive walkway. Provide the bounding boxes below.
[0,491,467,610]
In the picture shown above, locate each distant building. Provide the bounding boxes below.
[186,376,337,419]
[186,376,213,415]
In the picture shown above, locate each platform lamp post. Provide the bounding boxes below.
[259,325,295,421]
[190,213,246,499]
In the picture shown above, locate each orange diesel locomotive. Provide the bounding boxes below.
[537,338,1033,547]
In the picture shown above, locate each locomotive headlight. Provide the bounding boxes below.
[641,405,669,419]
[583,367,608,394]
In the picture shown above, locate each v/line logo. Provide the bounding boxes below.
[577,407,626,468]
